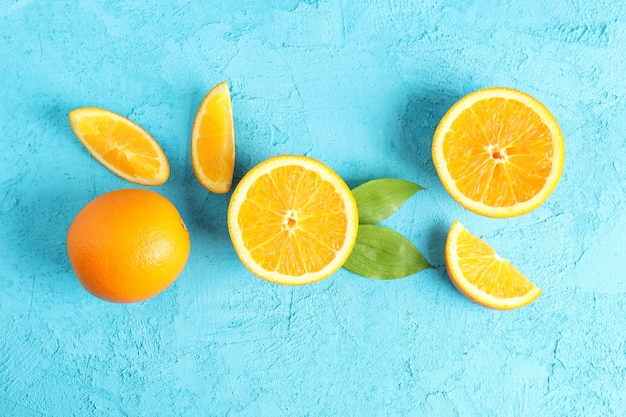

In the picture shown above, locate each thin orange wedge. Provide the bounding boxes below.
[191,82,235,194]
[69,107,170,186]
[227,155,359,285]
[445,221,541,310]
[432,87,564,217]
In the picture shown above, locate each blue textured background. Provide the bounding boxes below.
[2,1,625,415]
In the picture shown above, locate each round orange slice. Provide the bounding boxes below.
[69,107,170,186]
[191,82,235,194]
[227,155,359,285]
[445,220,541,310]
[432,87,564,218]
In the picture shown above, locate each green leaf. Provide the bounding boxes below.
[351,178,424,224]
[343,224,433,279]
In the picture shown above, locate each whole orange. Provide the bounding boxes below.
[66,188,190,303]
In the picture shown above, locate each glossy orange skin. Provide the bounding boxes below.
[66,189,190,303]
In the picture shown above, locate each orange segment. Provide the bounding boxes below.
[432,87,564,217]
[445,221,541,310]
[191,82,235,194]
[68,107,170,186]
[227,155,359,285]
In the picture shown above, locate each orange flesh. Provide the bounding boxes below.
[76,117,162,179]
[443,97,554,207]
[194,88,234,192]
[456,228,536,298]
[236,165,349,276]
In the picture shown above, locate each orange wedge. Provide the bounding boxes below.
[445,221,541,310]
[432,87,564,217]
[227,155,359,285]
[69,107,169,186]
[191,82,235,194]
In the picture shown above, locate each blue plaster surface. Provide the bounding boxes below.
[1,0,625,415]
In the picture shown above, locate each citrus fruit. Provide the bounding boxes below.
[227,155,358,285]
[445,220,541,310]
[69,107,170,186]
[432,87,564,217]
[66,188,190,303]
[191,82,235,194]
